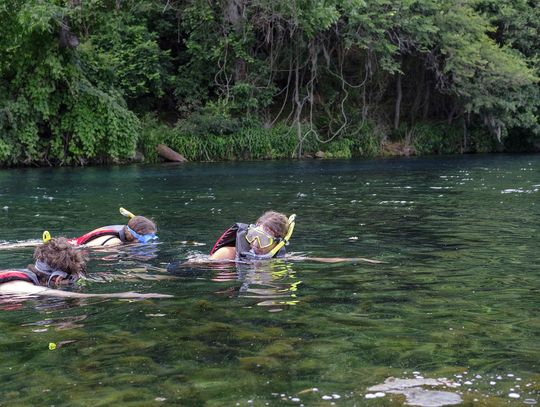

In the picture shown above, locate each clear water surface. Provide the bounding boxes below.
[0,155,538,406]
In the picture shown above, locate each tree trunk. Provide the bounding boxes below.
[422,82,430,119]
[394,73,402,130]
[294,53,303,158]
[410,65,425,124]
[59,1,80,48]
[224,0,247,82]
[462,117,468,153]
[447,102,457,124]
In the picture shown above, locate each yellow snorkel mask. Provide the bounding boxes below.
[245,226,276,249]
[244,214,296,259]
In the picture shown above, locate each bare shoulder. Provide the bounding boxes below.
[85,235,123,247]
[209,246,236,260]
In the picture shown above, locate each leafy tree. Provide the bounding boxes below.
[0,0,139,165]
[1,0,538,166]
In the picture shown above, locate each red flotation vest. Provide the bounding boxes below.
[68,225,127,246]
[210,223,248,255]
[0,270,39,285]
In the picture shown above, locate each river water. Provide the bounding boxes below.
[0,155,538,406]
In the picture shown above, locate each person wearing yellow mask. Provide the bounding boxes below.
[210,211,295,261]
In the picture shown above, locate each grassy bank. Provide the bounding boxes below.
[137,115,521,164]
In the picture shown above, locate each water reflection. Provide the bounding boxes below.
[90,241,161,262]
[169,258,301,310]
[0,293,127,313]
[87,269,172,283]
[0,296,26,311]
[235,261,301,310]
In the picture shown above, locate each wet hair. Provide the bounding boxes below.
[256,211,289,239]
[33,237,87,279]
[127,216,157,238]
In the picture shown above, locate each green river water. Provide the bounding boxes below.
[0,155,538,406]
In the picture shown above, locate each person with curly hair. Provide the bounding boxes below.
[0,237,86,288]
[0,237,170,298]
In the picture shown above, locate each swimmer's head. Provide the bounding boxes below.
[126,216,158,243]
[32,237,87,285]
[247,211,288,255]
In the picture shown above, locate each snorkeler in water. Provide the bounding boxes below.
[0,235,86,287]
[68,207,158,247]
[0,233,170,299]
[207,210,381,264]
[209,211,296,261]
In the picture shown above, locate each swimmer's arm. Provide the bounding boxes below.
[37,290,172,299]
[0,240,41,250]
[209,246,236,260]
[0,281,171,298]
[287,255,384,264]
[0,281,49,294]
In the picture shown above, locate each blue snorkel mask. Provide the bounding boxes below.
[126,226,159,244]
[36,231,81,286]
[34,259,77,286]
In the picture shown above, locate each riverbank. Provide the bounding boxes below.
[123,117,540,164]
[1,116,538,168]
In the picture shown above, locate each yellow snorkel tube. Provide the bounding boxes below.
[119,207,136,219]
[42,230,52,243]
[267,214,296,258]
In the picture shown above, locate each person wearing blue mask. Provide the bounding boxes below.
[67,208,158,247]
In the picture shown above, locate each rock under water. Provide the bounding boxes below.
[367,377,462,407]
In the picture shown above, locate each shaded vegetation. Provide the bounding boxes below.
[0,0,539,166]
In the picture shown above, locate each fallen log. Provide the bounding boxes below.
[156,144,187,162]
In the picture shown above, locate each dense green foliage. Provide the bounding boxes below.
[0,1,140,165]
[0,0,538,166]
